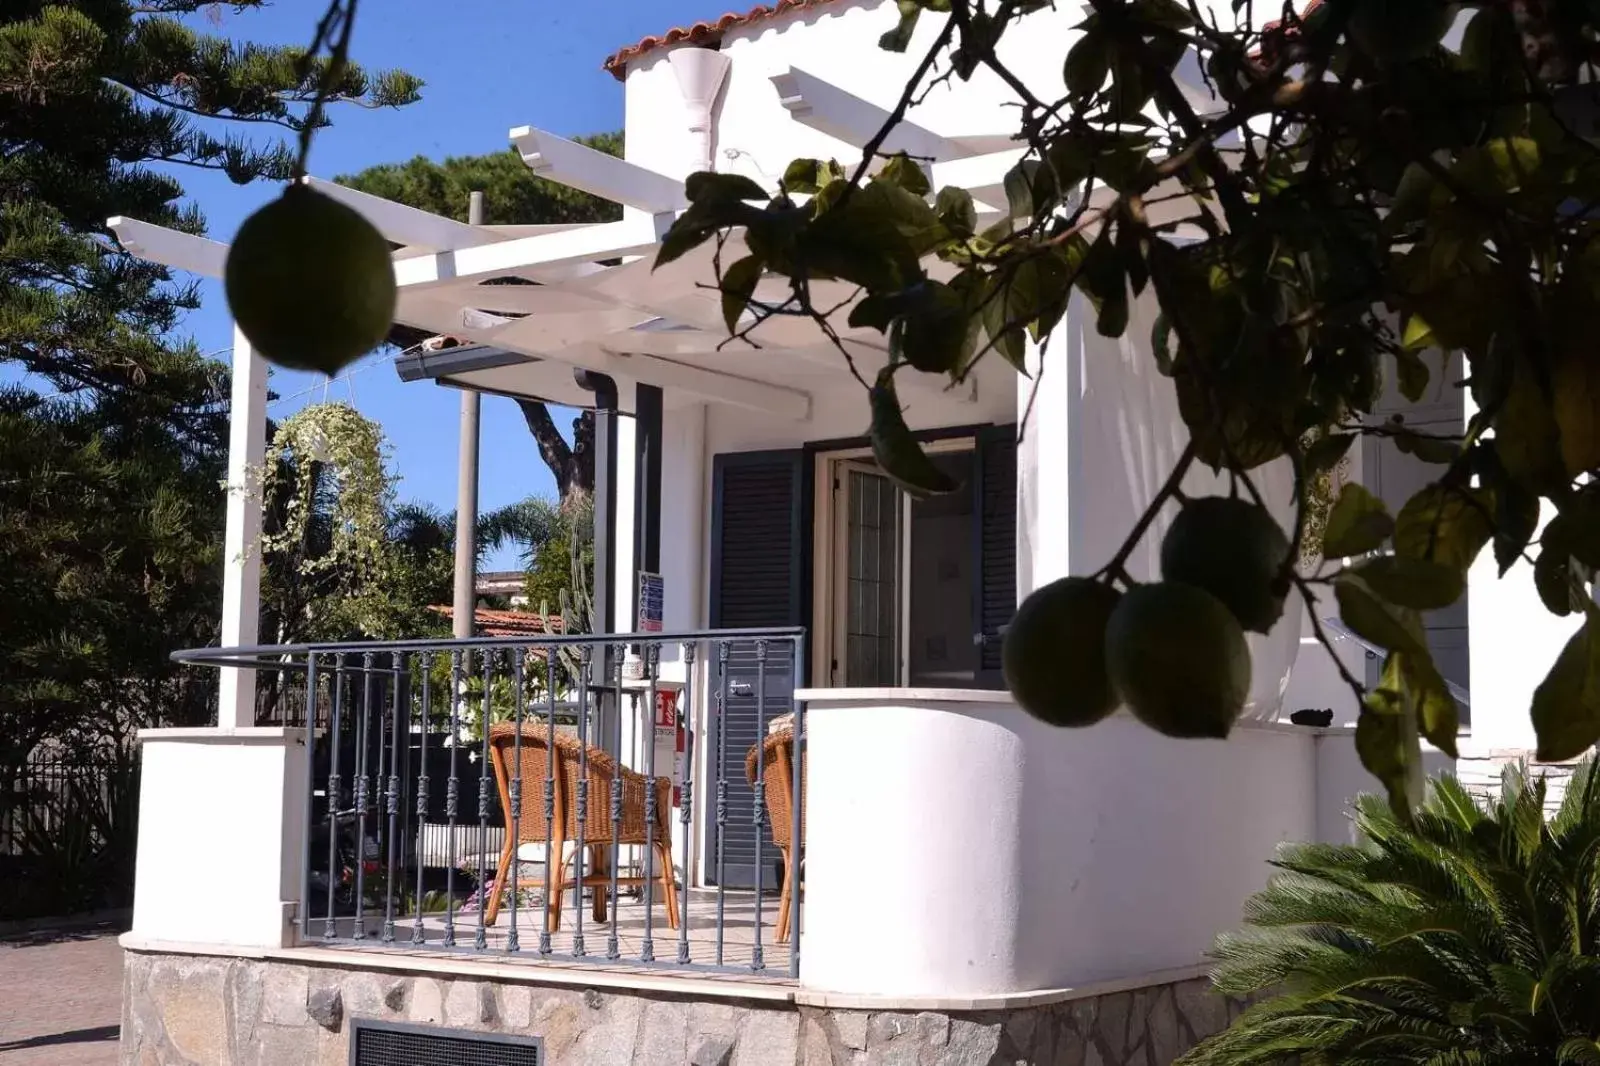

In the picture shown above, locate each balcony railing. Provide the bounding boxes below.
[173,628,806,978]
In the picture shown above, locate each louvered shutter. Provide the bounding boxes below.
[974,424,1018,689]
[708,450,805,889]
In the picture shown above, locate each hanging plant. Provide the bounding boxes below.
[260,401,394,592]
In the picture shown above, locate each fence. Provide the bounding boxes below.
[0,748,138,920]
[173,627,806,977]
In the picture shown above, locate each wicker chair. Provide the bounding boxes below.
[745,726,805,943]
[485,723,678,932]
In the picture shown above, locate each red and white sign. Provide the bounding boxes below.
[652,689,686,806]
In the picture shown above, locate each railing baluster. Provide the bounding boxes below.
[353,651,375,941]
[412,652,431,946]
[300,651,318,943]
[677,641,696,965]
[572,644,591,958]
[607,646,623,962]
[789,635,806,977]
[384,651,403,943]
[714,640,730,967]
[444,650,461,948]
[476,648,493,951]
[751,639,768,972]
[540,649,557,957]
[508,649,525,954]
[324,656,345,941]
[641,643,661,963]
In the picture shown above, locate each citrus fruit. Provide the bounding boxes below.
[1160,495,1290,634]
[1003,577,1122,728]
[1348,1,1455,64]
[225,184,397,375]
[1105,581,1251,739]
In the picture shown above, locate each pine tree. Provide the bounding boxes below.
[0,3,420,761]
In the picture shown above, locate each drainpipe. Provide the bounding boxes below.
[668,47,732,174]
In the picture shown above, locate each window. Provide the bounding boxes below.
[813,442,979,688]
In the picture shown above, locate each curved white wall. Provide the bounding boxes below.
[798,690,1317,997]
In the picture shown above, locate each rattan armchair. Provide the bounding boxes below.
[745,726,805,943]
[485,723,678,931]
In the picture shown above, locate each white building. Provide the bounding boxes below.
[110,2,1574,1063]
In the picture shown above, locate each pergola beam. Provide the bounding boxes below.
[391,215,668,290]
[771,67,970,163]
[510,126,688,213]
[107,217,227,279]
[303,176,501,251]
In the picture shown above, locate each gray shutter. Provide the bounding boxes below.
[708,450,805,889]
[974,424,1017,689]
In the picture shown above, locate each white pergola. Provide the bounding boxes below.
[110,61,1204,726]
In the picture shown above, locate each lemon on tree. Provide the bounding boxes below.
[1003,577,1122,728]
[1159,495,1290,634]
[225,184,397,375]
[1105,581,1251,739]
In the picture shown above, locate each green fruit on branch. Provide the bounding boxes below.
[225,184,397,375]
[1160,495,1290,633]
[1004,577,1122,728]
[1105,581,1252,739]
[1348,0,1455,64]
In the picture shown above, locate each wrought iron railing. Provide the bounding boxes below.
[173,628,806,978]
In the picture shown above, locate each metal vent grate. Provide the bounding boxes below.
[351,1020,541,1066]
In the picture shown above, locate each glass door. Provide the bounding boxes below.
[832,461,903,686]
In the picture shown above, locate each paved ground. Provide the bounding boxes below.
[0,924,123,1065]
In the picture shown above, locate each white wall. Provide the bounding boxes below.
[132,729,307,947]
[800,692,1317,995]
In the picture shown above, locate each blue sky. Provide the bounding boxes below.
[165,0,712,568]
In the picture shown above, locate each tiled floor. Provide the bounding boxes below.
[0,924,124,1065]
[309,885,798,981]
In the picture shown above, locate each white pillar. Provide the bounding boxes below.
[218,326,268,729]
[1017,328,1075,597]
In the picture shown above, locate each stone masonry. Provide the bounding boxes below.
[121,949,1249,1066]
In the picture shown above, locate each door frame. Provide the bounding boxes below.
[809,438,976,688]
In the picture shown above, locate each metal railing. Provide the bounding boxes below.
[173,628,806,978]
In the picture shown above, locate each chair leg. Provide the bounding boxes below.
[590,845,608,923]
[546,834,566,934]
[656,842,679,930]
[485,833,517,926]
[775,846,793,944]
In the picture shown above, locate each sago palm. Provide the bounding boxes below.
[1179,758,1600,1066]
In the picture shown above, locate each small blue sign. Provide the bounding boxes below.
[638,571,664,632]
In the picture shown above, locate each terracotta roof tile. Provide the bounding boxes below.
[602,0,844,80]
[429,606,566,639]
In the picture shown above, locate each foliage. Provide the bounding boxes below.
[0,0,418,767]
[1181,758,1600,1066]
[662,0,1600,809]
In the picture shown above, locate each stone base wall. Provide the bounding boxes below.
[122,949,1248,1066]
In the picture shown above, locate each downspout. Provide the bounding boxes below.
[668,47,733,176]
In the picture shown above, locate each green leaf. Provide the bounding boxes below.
[879,153,932,197]
[1335,575,1426,655]
[719,255,763,335]
[685,171,768,206]
[1356,699,1422,820]
[1401,650,1461,757]
[1323,483,1394,558]
[1390,425,1459,465]
[1394,348,1430,402]
[887,281,971,374]
[1495,480,1541,577]
[655,205,721,268]
[1535,525,1583,616]
[868,371,960,498]
[1004,160,1037,220]
[1400,314,1435,352]
[935,186,977,239]
[782,158,844,195]
[1394,485,1495,572]
[1063,28,1110,100]
[1350,555,1465,611]
[1532,619,1600,762]
[879,0,921,52]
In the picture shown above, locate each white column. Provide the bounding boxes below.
[1016,327,1075,598]
[218,326,268,729]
